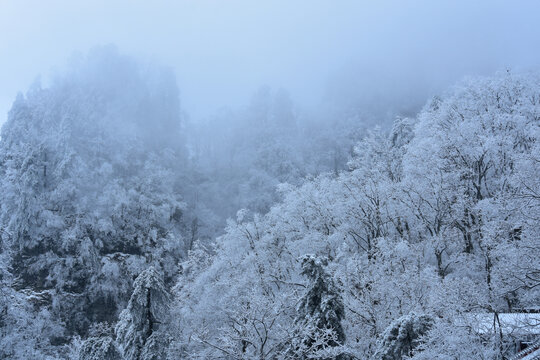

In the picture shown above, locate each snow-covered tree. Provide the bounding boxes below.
[116,267,170,360]
[289,255,346,359]
[78,336,121,360]
[373,313,433,360]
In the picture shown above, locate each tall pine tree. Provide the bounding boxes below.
[116,267,170,360]
[292,255,346,359]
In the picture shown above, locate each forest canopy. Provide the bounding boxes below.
[1,0,540,355]
[0,47,538,359]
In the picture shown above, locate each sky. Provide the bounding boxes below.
[1,0,539,125]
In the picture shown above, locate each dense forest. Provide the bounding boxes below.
[0,47,539,359]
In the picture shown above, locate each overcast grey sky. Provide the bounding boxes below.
[1,0,539,124]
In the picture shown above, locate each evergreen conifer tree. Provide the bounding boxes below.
[292,255,345,359]
[116,267,170,360]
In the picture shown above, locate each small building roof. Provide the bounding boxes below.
[462,313,540,336]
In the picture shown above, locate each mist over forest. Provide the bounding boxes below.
[0,1,539,359]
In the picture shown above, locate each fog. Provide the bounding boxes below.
[1,0,539,124]
[1,2,540,358]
